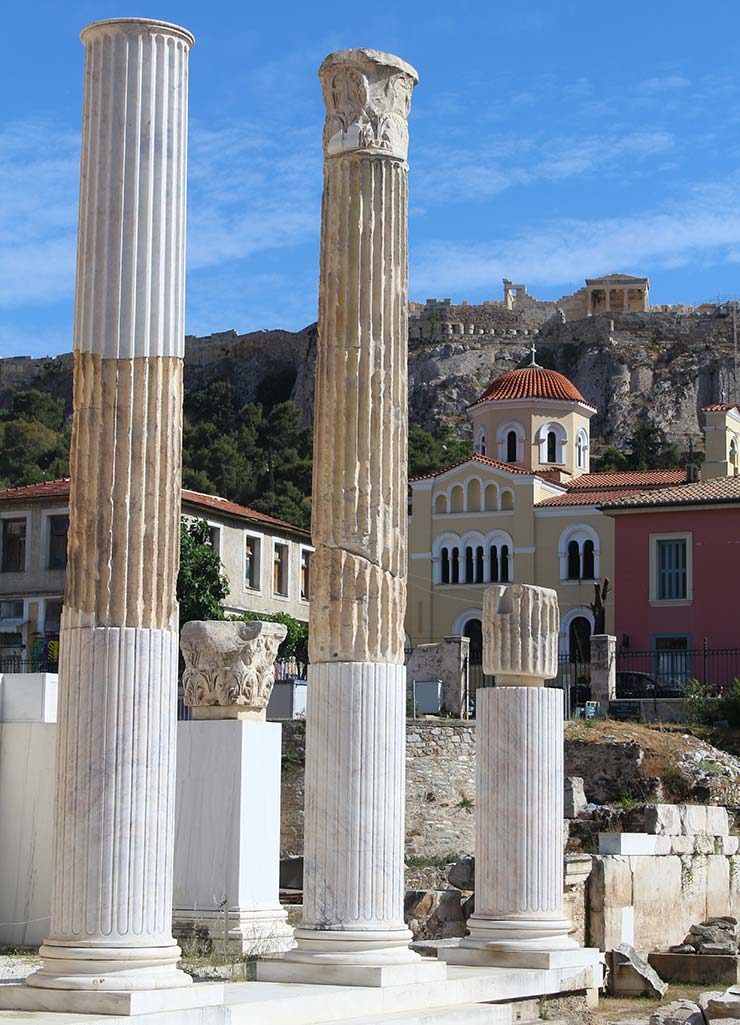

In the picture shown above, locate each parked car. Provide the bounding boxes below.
[615,671,657,699]
[616,671,685,699]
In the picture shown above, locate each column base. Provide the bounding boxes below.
[25,940,191,991]
[174,907,294,956]
[0,980,224,1017]
[438,914,601,970]
[441,944,603,971]
[257,958,447,988]
[257,925,447,986]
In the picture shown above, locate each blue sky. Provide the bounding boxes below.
[4,1,740,357]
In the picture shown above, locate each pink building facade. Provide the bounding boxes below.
[604,479,740,686]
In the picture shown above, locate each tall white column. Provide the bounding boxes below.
[24,18,199,997]
[443,585,600,973]
[259,48,444,988]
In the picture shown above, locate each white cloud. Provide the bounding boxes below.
[186,119,321,271]
[638,75,691,93]
[0,120,79,309]
[411,180,740,295]
[412,129,674,205]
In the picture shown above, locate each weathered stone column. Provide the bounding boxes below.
[19,18,211,1005]
[443,585,600,974]
[259,48,443,988]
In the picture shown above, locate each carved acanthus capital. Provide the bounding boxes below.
[319,48,418,160]
[483,584,559,685]
[180,620,287,719]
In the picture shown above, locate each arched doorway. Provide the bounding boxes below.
[568,616,592,663]
[463,618,483,666]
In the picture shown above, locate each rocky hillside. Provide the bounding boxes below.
[2,302,736,453]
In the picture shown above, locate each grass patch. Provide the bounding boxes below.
[405,853,461,869]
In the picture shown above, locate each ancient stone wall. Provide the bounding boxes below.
[280,719,476,861]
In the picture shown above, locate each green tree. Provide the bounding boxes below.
[0,418,70,489]
[627,420,680,471]
[177,518,229,627]
[591,445,629,473]
[234,609,308,664]
[1,389,67,431]
[408,424,470,477]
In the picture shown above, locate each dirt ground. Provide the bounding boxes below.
[577,983,716,1024]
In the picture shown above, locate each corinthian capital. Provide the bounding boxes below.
[181,620,287,719]
[319,48,418,160]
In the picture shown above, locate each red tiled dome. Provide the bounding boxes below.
[474,366,590,405]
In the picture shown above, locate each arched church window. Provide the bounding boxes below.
[465,546,474,583]
[441,547,450,584]
[560,526,600,582]
[451,547,460,584]
[475,545,484,583]
[547,430,557,464]
[500,544,510,583]
[489,544,499,582]
[582,539,595,579]
[506,430,517,463]
[480,433,486,456]
[576,429,589,470]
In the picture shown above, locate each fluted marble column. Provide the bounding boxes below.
[259,48,443,988]
[28,18,193,994]
[443,585,598,972]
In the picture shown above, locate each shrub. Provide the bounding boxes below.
[717,679,740,729]
[683,678,712,726]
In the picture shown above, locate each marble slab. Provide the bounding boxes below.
[0,979,225,1016]
[0,723,55,947]
[0,674,58,722]
[0,962,601,1023]
[599,833,658,855]
[257,957,447,987]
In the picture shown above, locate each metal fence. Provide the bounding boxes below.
[0,655,59,674]
[551,655,592,719]
[616,646,740,697]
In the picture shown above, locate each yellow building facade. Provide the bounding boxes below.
[407,362,688,660]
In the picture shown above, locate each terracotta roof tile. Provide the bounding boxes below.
[703,403,740,412]
[567,469,687,489]
[473,366,594,407]
[600,476,740,510]
[181,490,309,535]
[0,478,309,535]
[536,487,655,508]
[0,478,71,500]
[409,453,533,482]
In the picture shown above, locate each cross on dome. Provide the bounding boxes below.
[528,341,540,367]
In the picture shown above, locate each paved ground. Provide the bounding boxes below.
[0,952,39,983]
[0,954,720,1022]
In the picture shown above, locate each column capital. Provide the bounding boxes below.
[80,17,195,48]
[181,620,287,719]
[319,48,418,160]
[483,583,559,683]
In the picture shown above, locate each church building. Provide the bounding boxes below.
[406,354,690,664]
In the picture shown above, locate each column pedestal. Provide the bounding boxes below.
[173,719,293,956]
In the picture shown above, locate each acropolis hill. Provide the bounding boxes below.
[1,272,737,452]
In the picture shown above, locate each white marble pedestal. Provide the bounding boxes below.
[173,719,293,955]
